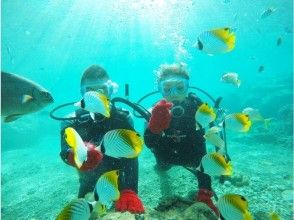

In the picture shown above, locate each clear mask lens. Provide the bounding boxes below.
[159,78,188,97]
[82,80,118,97]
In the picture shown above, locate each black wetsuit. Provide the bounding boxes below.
[144,94,212,190]
[60,106,138,198]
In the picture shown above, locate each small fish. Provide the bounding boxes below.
[261,7,276,19]
[195,103,216,128]
[1,71,54,122]
[193,27,236,55]
[224,113,252,132]
[221,72,241,87]
[216,194,253,220]
[75,91,110,120]
[56,198,95,220]
[258,65,265,73]
[204,126,225,149]
[101,129,144,158]
[242,107,272,129]
[197,152,232,176]
[94,170,120,209]
[276,37,282,46]
[64,127,88,169]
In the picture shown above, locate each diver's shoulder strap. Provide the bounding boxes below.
[112,106,134,127]
[187,92,203,108]
[72,109,93,125]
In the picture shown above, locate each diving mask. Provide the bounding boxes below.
[81,80,118,97]
[158,77,189,98]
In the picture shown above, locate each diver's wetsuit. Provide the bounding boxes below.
[144,94,212,190]
[60,106,138,198]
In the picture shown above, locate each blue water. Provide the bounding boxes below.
[1,0,293,219]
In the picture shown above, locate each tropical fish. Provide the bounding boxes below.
[1,71,54,122]
[94,170,120,209]
[204,126,225,149]
[216,194,253,220]
[224,113,252,132]
[276,37,282,46]
[242,107,272,129]
[260,7,276,19]
[101,129,144,158]
[195,103,216,128]
[221,72,241,87]
[197,152,232,176]
[194,27,236,55]
[56,198,105,220]
[75,91,110,120]
[64,127,88,169]
[258,65,265,73]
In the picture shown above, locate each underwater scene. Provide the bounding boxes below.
[1,0,293,219]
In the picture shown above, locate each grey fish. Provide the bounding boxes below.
[260,7,276,19]
[258,65,264,73]
[1,71,54,122]
[276,37,282,46]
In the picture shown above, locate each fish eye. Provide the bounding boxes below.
[240,196,247,201]
[44,91,50,97]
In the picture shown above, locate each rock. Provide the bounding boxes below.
[183,203,218,220]
[93,197,218,220]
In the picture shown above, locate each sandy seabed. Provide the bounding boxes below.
[1,124,293,220]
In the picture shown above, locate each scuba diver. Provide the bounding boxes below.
[144,63,220,217]
[58,65,144,213]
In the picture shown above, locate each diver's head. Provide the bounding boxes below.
[156,63,189,102]
[80,65,118,97]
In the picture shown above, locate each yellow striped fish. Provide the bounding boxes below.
[95,170,120,209]
[64,127,87,169]
[197,152,232,176]
[56,198,92,220]
[75,91,110,119]
[102,129,144,158]
[195,103,216,128]
[194,27,236,55]
[216,194,253,220]
[204,126,225,149]
[56,198,106,220]
[225,113,252,132]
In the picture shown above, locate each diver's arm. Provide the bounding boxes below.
[143,127,163,149]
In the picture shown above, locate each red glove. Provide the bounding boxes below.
[148,100,173,134]
[196,189,220,217]
[115,189,145,213]
[67,142,103,171]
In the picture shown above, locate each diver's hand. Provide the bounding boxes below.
[67,142,103,171]
[148,99,173,134]
[115,189,145,213]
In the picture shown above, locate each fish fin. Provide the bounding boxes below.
[22,94,33,103]
[196,123,200,131]
[92,201,107,217]
[4,114,22,122]
[264,118,273,129]
[74,101,81,107]
[237,79,241,87]
[90,112,95,120]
